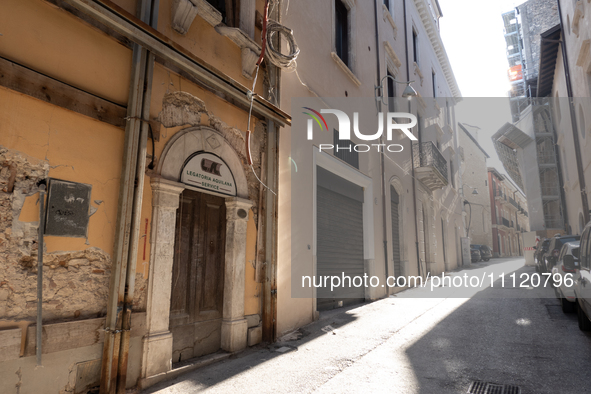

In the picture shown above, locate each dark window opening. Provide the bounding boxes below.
[206,0,239,27]
[432,70,437,97]
[383,0,390,11]
[335,0,350,67]
[334,129,359,169]
[387,70,396,112]
[412,29,419,64]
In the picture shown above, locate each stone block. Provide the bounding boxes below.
[247,325,262,347]
[245,314,260,328]
[0,288,9,302]
[221,318,248,353]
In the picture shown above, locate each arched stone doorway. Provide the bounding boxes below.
[141,126,253,379]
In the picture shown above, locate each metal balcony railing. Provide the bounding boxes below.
[509,197,519,209]
[502,218,511,227]
[413,142,448,183]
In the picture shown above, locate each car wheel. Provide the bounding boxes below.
[577,304,591,331]
[561,297,575,313]
[484,258,490,262]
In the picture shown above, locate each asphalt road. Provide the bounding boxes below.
[142,258,591,394]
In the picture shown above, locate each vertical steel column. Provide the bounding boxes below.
[36,183,46,366]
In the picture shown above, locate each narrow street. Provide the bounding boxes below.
[143,258,591,394]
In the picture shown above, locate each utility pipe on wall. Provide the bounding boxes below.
[373,0,391,293]
[402,0,423,278]
[100,0,157,391]
[36,182,46,367]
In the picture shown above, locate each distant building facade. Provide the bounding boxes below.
[458,124,492,250]
[488,168,530,257]
[494,0,564,236]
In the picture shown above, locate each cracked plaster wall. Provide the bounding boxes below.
[0,147,129,321]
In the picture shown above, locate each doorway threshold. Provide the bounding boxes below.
[138,351,231,390]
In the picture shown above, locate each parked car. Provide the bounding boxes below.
[551,241,579,313]
[544,235,581,272]
[470,244,492,262]
[534,238,550,273]
[470,247,481,263]
[568,221,591,331]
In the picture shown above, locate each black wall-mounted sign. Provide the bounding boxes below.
[44,179,92,238]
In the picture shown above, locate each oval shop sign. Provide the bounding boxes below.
[180,152,237,197]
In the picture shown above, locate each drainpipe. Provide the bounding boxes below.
[36,182,46,367]
[556,0,590,225]
[100,0,157,392]
[402,0,423,278]
[116,1,159,391]
[373,0,390,292]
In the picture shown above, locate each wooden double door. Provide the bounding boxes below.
[170,189,226,362]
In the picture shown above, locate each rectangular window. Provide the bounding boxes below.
[206,0,239,27]
[387,71,396,112]
[432,70,437,97]
[335,0,349,67]
[412,29,419,64]
[334,129,359,169]
[449,159,455,188]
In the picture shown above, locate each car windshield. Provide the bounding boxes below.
[561,237,579,243]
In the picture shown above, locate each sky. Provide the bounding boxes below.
[438,0,527,177]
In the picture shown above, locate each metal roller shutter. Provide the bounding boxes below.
[317,167,364,311]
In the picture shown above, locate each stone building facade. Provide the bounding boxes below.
[458,124,492,250]
[488,168,530,257]
[277,0,464,338]
[0,0,288,392]
[536,0,591,235]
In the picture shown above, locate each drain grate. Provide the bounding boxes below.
[468,381,521,394]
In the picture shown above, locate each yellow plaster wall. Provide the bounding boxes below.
[0,0,132,105]
[137,63,262,315]
[155,0,266,88]
[0,86,124,256]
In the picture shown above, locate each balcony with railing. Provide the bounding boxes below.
[494,188,504,201]
[502,218,511,228]
[509,197,518,208]
[413,141,448,191]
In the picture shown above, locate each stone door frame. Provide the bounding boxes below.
[141,127,252,380]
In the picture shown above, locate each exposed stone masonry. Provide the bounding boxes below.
[0,146,127,322]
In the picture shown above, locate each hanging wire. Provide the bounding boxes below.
[245,0,276,196]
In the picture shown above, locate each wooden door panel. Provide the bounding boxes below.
[197,197,225,320]
[170,189,226,361]
[170,194,195,318]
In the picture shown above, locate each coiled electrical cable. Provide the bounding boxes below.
[265,21,300,72]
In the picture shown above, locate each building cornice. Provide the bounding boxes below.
[413,0,461,99]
